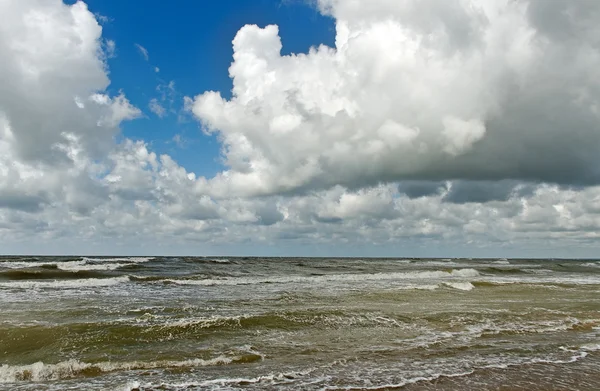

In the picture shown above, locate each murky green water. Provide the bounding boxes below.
[1,256,599,390]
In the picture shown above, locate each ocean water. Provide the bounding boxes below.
[1,256,599,390]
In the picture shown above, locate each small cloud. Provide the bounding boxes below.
[149,98,166,118]
[183,96,193,111]
[156,80,177,102]
[172,134,187,148]
[74,96,85,109]
[134,43,149,61]
[105,39,116,58]
[95,13,112,24]
[154,67,160,73]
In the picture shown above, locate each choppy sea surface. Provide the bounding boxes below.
[1,256,600,390]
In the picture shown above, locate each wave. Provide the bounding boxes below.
[464,318,600,338]
[0,276,129,289]
[0,267,113,280]
[81,257,154,263]
[109,311,413,333]
[208,258,231,264]
[475,274,600,287]
[581,262,600,268]
[320,347,596,391]
[0,349,262,383]
[124,367,320,391]
[139,312,598,337]
[442,282,474,291]
[0,257,153,273]
[120,343,598,391]
[481,267,530,275]
[156,269,481,287]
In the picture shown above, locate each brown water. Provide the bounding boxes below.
[1,256,599,390]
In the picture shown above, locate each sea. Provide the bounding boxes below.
[1,256,600,390]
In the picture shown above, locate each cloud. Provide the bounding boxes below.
[172,134,186,148]
[149,98,166,118]
[398,181,445,199]
[148,80,178,118]
[135,43,149,61]
[157,80,176,101]
[0,1,139,215]
[442,180,536,204]
[4,0,600,256]
[0,0,142,168]
[105,39,116,58]
[0,191,48,213]
[189,0,600,198]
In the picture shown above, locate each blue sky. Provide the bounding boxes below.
[80,0,336,178]
[2,0,600,256]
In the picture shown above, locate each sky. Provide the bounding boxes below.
[1,0,600,257]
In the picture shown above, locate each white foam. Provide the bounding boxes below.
[81,257,153,263]
[479,274,600,286]
[122,368,319,391]
[158,315,243,329]
[208,258,231,264]
[443,282,475,291]
[57,260,129,271]
[464,318,598,337]
[581,262,600,268]
[580,343,600,351]
[450,269,480,278]
[0,276,129,289]
[322,344,596,391]
[0,257,152,272]
[161,269,480,287]
[0,351,262,383]
[0,261,45,269]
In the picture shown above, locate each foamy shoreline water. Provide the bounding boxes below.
[1,256,600,390]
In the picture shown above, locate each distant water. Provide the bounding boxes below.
[1,256,600,390]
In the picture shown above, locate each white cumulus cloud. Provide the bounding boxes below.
[189,0,600,198]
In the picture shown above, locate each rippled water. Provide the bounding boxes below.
[1,256,599,390]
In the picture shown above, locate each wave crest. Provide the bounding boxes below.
[0,350,263,383]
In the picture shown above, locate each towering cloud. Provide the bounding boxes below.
[190,0,600,197]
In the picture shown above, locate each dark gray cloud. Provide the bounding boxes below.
[398,181,445,199]
[255,204,284,225]
[442,180,535,204]
[0,192,47,213]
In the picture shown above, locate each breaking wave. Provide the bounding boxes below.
[0,349,263,383]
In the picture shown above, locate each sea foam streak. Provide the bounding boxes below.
[320,347,596,391]
[123,368,320,391]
